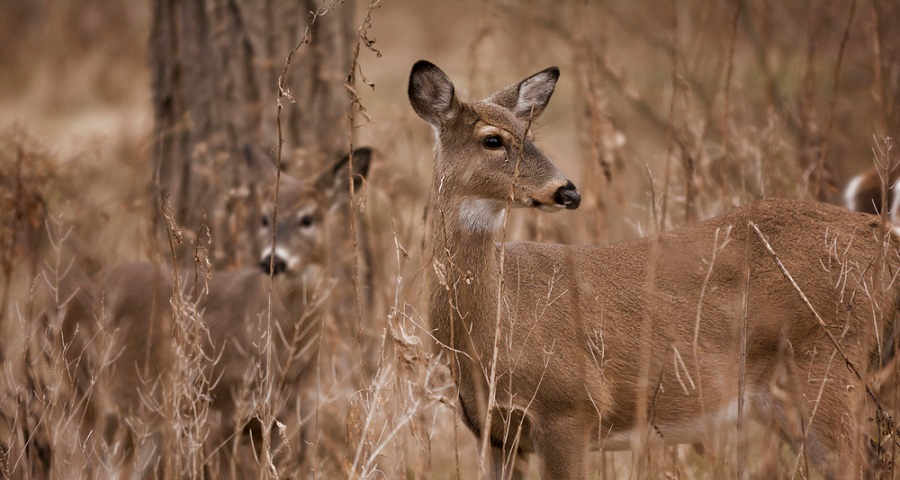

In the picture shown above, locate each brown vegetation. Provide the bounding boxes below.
[1,0,900,478]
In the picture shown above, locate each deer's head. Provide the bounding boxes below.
[258,147,372,276]
[408,60,579,232]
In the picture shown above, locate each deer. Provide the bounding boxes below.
[61,148,372,477]
[408,59,900,479]
[844,165,900,220]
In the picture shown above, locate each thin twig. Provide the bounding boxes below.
[721,2,742,169]
[736,219,751,479]
[658,0,679,232]
[790,325,846,480]
[479,106,535,477]
[270,3,338,477]
[814,0,857,199]
[694,227,726,453]
[346,0,382,348]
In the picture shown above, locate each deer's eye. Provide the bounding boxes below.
[299,215,314,228]
[261,215,270,227]
[482,135,503,150]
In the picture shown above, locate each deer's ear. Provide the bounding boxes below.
[486,66,559,120]
[408,60,459,126]
[315,147,373,199]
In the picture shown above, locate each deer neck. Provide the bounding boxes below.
[271,272,320,315]
[430,193,506,358]
[433,194,506,269]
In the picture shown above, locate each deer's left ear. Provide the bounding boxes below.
[315,147,373,199]
[486,66,560,120]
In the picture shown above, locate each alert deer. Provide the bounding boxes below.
[409,60,899,479]
[63,148,371,475]
[844,165,900,219]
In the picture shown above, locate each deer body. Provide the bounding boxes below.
[63,149,371,475]
[95,262,318,422]
[436,198,881,473]
[410,60,895,479]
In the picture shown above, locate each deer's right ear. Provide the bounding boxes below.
[408,60,458,126]
[486,66,559,120]
[314,147,373,201]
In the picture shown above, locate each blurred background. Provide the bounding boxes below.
[4,0,898,252]
[1,0,898,478]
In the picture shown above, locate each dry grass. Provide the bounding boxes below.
[2,0,899,478]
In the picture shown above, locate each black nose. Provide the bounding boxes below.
[259,255,287,275]
[553,181,581,209]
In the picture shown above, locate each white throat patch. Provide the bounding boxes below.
[459,199,506,233]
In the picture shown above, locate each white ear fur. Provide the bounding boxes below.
[514,68,559,118]
[484,66,560,120]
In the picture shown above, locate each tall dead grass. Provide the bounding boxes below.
[2,0,900,478]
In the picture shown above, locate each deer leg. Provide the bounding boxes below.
[801,403,883,480]
[491,445,529,480]
[533,415,589,480]
[762,369,875,480]
[809,391,887,480]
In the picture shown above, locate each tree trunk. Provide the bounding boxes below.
[150,0,355,267]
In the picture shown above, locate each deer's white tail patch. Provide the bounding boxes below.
[843,174,864,211]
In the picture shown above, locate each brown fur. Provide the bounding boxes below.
[410,60,898,479]
[62,149,371,476]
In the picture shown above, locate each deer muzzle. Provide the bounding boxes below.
[553,180,581,209]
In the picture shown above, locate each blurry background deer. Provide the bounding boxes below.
[1,0,899,478]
